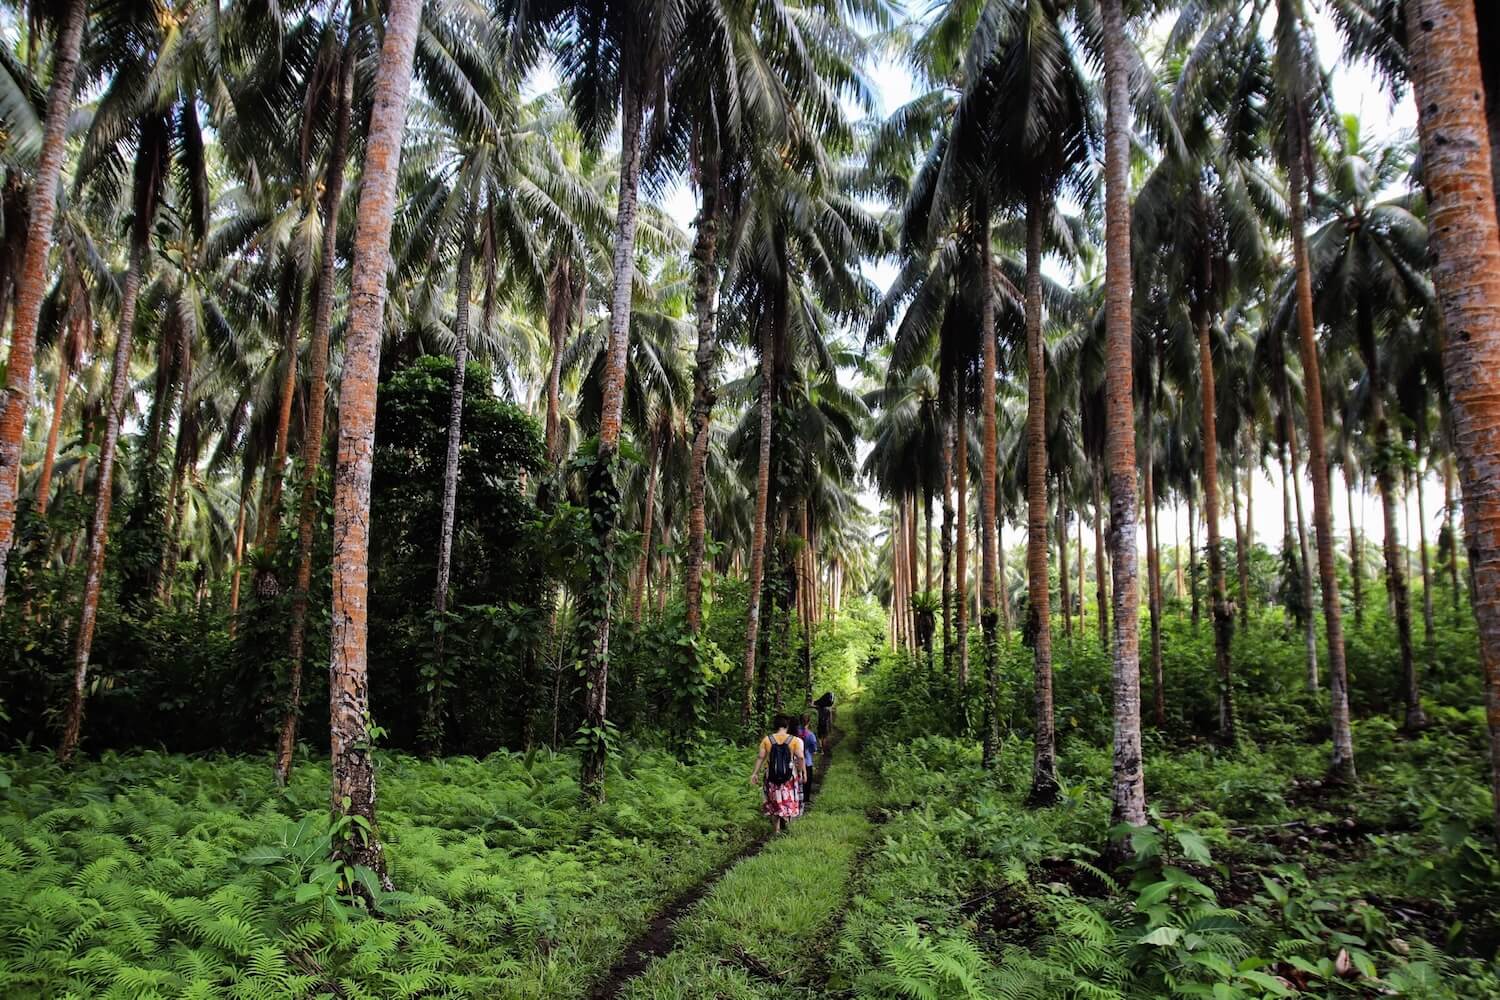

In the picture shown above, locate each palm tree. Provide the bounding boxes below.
[326,0,423,881]
[0,0,87,601]
[1304,119,1430,733]
[1400,0,1500,841]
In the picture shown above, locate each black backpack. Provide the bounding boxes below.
[767,736,795,784]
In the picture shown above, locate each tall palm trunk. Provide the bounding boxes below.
[1232,453,1251,628]
[58,236,146,764]
[977,204,1001,768]
[0,0,87,599]
[1102,0,1146,834]
[632,428,661,622]
[1092,470,1108,645]
[229,472,251,632]
[1056,495,1071,638]
[426,220,476,753]
[278,49,352,785]
[742,312,776,723]
[326,0,422,878]
[941,388,955,675]
[1444,456,1461,619]
[259,262,306,556]
[1347,465,1364,627]
[1143,380,1165,728]
[1287,413,1319,689]
[956,394,970,710]
[1023,185,1057,805]
[580,75,655,801]
[1188,489,1199,630]
[543,256,575,466]
[1289,132,1355,780]
[34,348,71,517]
[1197,303,1235,744]
[1414,433,1436,649]
[683,153,723,635]
[1407,0,1500,834]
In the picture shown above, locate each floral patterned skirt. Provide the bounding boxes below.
[763,779,801,818]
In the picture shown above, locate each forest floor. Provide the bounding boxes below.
[595,724,883,1000]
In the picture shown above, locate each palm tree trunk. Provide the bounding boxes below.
[1188,488,1199,631]
[684,150,723,635]
[581,76,654,801]
[1445,455,1461,619]
[1347,465,1365,628]
[1076,513,1085,637]
[58,236,146,764]
[1144,382,1165,728]
[1289,129,1355,779]
[1406,0,1500,826]
[544,256,573,467]
[259,262,306,557]
[326,0,422,879]
[1232,450,1251,628]
[632,431,661,623]
[1102,0,1146,835]
[1415,442,1436,650]
[228,473,250,634]
[34,349,71,518]
[742,312,776,723]
[941,388,955,675]
[956,394,970,704]
[278,49,352,785]
[1287,418,1320,690]
[1092,469,1108,645]
[1197,305,1235,744]
[998,513,1012,632]
[1024,184,1057,805]
[1056,495,1071,639]
[425,221,476,753]
[0,0,86,599]
[1174,503,1185,608]
[977,202,1001,769]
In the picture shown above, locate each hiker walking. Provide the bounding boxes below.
[814,692,835,753]
[749,714,806,833]
[795,715,818,810]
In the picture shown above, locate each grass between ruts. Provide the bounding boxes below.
[617,725,880,1000]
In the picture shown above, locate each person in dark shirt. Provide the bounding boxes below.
[814,691,835,750]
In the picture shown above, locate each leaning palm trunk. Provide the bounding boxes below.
[326,0,422,880]
[580,76,654,801]
[1197,304,1235,744]
[59,236,146,764]
[1289,128,1355,781]
[426,220,476,753]
[684,156,725,634]
[35,339,74,518]
[1023,186,1057,806]
[0,0,88,601]
[742,313,776,724]
[1102,0,1147,837]
[977,204,1001,769]
[1405,0,1500,837]
[259,262,306,558]
[278,50,352,785]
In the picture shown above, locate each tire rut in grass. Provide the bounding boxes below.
[587,730,842,1000]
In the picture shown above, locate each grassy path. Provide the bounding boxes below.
[592,730,881,1000]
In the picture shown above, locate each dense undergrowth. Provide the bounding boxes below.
[838,608,1500,999]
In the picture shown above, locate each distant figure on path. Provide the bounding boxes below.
[795,715,818,810]
[814,692,835,750]
[749,714,805,833]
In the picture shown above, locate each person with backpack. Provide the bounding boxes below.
[795,715,819,810]
[749,714,806,833]
[814,692,835,751]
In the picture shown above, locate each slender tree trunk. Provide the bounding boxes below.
[1102,0,1147,836]
[260,263,306,556]
[684,152,723,634]
[1188,488,1200,631]
[34,349,71,518]
[1445,455,1461,619]
[278,49,352,785]
[581,76,654,801]
[0,0,87,599]
[1288,420,1320,690]
[742,313,776,724]
[543,256,574,467]
[1077,511,1085,637]
[1232,451,1251,628]
[1057,495,1072,639]
[956,395,971,706]
[942,388,955,675]
[1144,385,1165,728]
[998,514,1012,633]
[978,204,1001,769]
[1289,136,1354,779]
[229,474,250,635]
[632,431,660,623]
[1197,305,1236,744]
[326,0,421,879]
[424,221,475,753]
[1174,503,1185,608]
[1093,471,1108,644]
[58,237,145,764]
[1406,0,1500,826]
[1024,185,1057,805]
[1347,465,1365,627]
[1415,444,1436,649]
